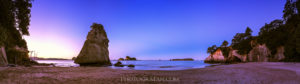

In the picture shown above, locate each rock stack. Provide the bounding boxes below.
[74,23,111,66]
[204,49,225,63]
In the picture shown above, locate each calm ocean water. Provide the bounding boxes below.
[36,60,212,70]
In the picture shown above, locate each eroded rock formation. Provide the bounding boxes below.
[248,44,270,62]
[274,46,285,61]
[227,49,247,62]
[204,49,225,63]
[204,44,285,63]
[0,47,8,66]
[74,23,111,66]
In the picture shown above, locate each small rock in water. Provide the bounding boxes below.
[114,61,124,67]
[128,64,135,67]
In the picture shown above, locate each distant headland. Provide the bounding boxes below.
[170,58,194,61]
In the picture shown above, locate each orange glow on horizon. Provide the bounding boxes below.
[25,36,79,59]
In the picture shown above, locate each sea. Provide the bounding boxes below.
[36,60,213,70]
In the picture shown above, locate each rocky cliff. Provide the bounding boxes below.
[227,49,247,62]
[204,49,225,63]
[74,23,111,66]
[205,44,285,63]
[247,44,270,62]
[0,47,8,66]
[274,46,285,61]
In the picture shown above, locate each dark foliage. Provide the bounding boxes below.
[0,0,33,65]
[125,56,137,60]
[207,41,230,58]
[207,0,300,62]
[207,45,217,54]
[231,27,253,55]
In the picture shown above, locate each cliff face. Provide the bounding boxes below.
[204,49,225,63]
[274,46,285,61]
[75,23,111,66]
[204,44,285,63]
[0,47,8,66]
[248,44,270,62]
[227,49,247,62]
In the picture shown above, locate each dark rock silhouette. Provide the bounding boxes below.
[114,61,124,67]
[118,58,124,61]
[128,64,135,67]
[125,56,137,61]
[170,58,194,61]
[74,23,111,66]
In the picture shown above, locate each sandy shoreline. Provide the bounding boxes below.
[1,62,300,84]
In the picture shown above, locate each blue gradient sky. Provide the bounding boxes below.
[25,0,285,60]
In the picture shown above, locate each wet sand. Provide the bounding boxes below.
[1,62,300,84]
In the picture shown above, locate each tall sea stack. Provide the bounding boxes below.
[74,23,111,66]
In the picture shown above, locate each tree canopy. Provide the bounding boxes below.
[0,0,33,65]
[207,0,300,62]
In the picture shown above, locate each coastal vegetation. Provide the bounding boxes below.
[0,0,37,66]
[206,0,300,62]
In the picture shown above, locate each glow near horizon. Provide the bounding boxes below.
[25,0,285,60]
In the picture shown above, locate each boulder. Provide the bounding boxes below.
[248,44,270,62]
[204,49,225,63]
[0,46,8,67]
[128,64,135,67]
[114,61,124,67]
[74,23,111,66]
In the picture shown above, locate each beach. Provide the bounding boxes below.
[1,62,300,84]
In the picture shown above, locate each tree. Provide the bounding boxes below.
[283,0,296,21]
[207,45,217,54]
[15,0,32,35]
[297,0,300,13]
[295,0,300,54]
[231,27,253,55]
[220,40,230,58]
[0,0,33,65]
[0,25,7,46]
[245,27,253,37]
[257,19,286,55]
[221,40,229,47]
[259,19,283,36]
[207,0,300,62]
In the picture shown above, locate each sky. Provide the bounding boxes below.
[25,0,286,60]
